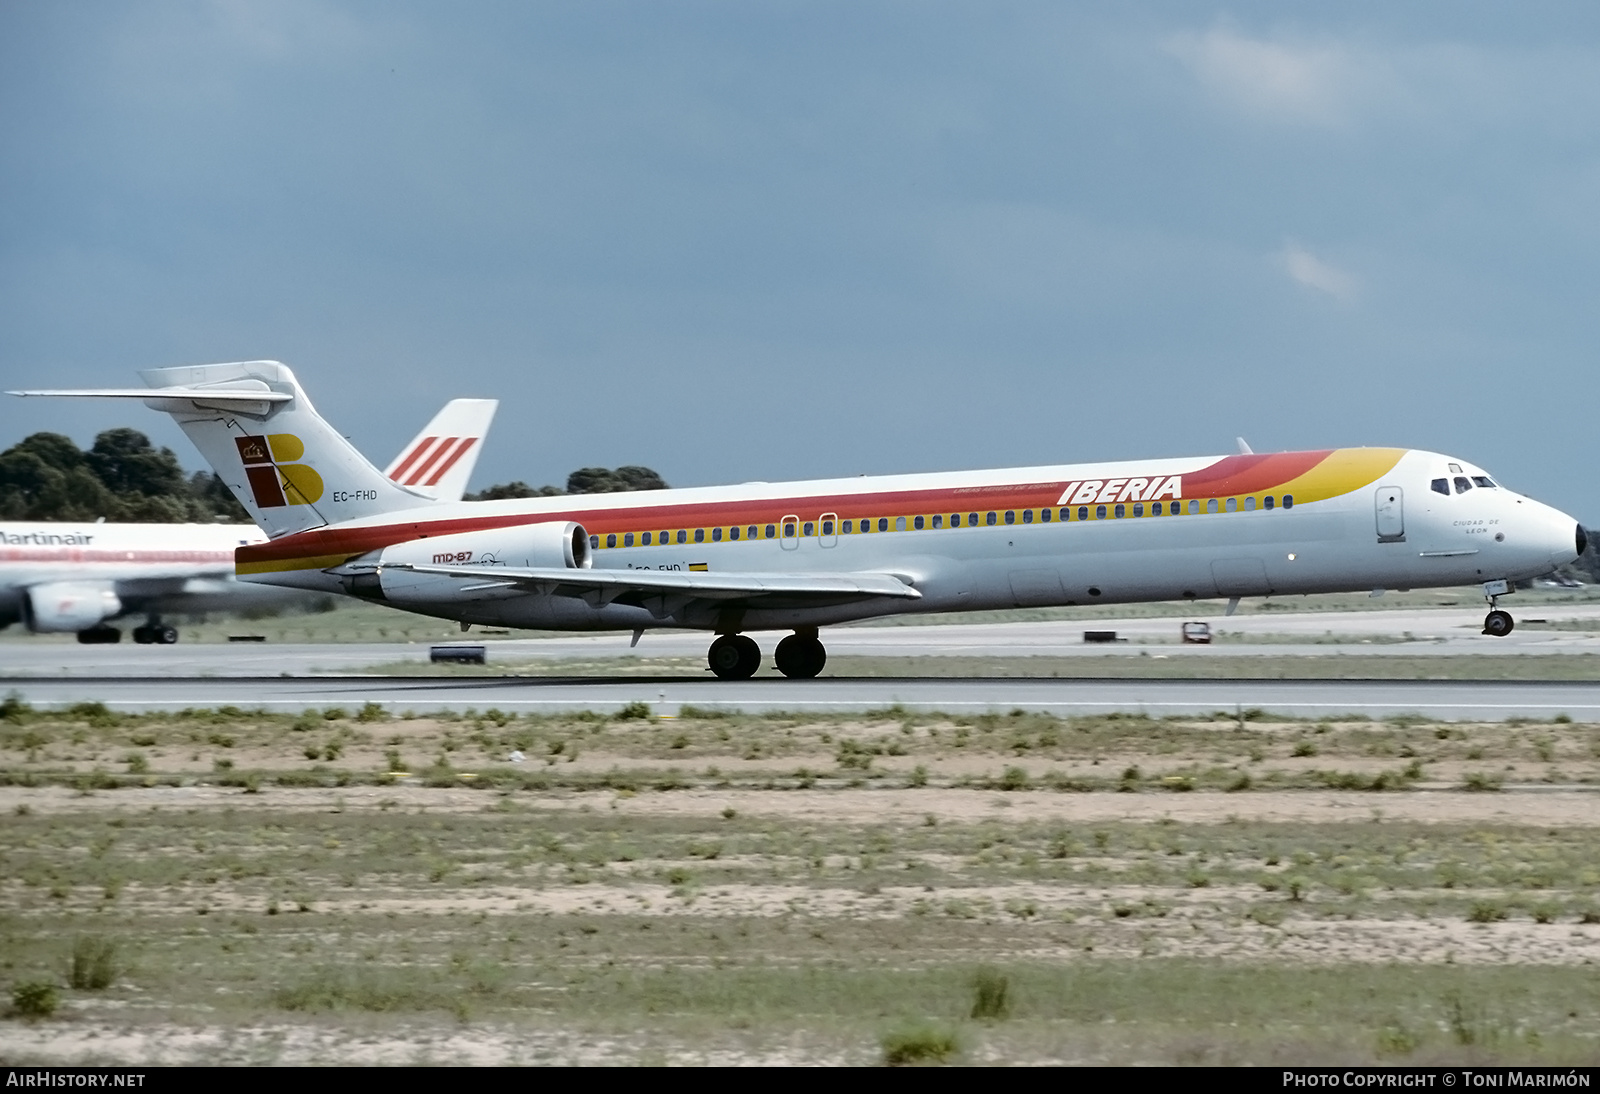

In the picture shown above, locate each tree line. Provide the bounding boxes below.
[0,429,668,523]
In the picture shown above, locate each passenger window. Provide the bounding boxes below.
[1263,497,1273,511]
[894,517,905,531]
[1133,503,1144,517]
[784,522,795,537]
[1454,477,1472,494]
[1151,502,1162,516]
[842,520,852,533]
[729,526,740,540]
[950,513,961,527]
[641,532,652,545]
[968,513,979,526]
[606,533,617,548]
[660,530,669,544]
[1225,497,1237,512]
[986,512,997,526]
[822,520,833,535]
[879,518,889,532]
[1244,497,1256,511]
[1473,476,1496,488]
[909,516,921,530]
[1206,499,1218,514]
[590,535,599,549]
[695,528,705,543]
[1078,507,1088,521]
[1431,478,1449,496]
[1096,505,1107,520]
[1022,509,1033,524]
[1188,499,1199,515]
[624,532,634,547]
[931,515,942,529]
[1114,503,1125,519]
[748,526,758,539]
[765,524,776,539]
[712,527,722,542]
[677,529,687,544]
[1283,495,1294,509]
[1004,510,1015,524]
[803,522,814,536]
[1039,508,1051,522]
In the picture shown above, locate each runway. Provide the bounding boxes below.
[3,604,1599,678]
[5,674,1599,720]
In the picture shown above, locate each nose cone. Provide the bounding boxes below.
[1546,507,1584,569]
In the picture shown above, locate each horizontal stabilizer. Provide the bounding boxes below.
[8,388,292,402]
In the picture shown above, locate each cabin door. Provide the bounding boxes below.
[1375,486,1405,543]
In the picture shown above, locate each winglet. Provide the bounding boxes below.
[1235,437,1254,455]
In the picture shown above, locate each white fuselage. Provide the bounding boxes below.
[0,522,296,633]
[241,447,1581,633]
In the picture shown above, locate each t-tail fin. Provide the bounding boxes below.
[383,398,498,502]
[10,361,434,538]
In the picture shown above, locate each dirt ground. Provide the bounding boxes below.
[4,707,1599,1065]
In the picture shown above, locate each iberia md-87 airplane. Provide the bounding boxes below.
[0,394,496,643]
[12,361,1584,676]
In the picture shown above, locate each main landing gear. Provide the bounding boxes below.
[132,621,179,644]
[706,629,827,680]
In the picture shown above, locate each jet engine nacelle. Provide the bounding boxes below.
[377,521,592,571]
[24,582,121,633]
[345,521,591,607]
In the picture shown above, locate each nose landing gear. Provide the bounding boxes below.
[1481,580,1515,637]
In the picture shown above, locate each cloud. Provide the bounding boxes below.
[1164,27,1385,127]
[1281,242,1357,300]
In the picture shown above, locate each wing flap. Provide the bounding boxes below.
[362,561,921,604]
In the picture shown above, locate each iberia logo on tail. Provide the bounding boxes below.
[235,434,324,507]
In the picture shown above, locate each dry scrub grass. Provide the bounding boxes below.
[3,700,1599,1065]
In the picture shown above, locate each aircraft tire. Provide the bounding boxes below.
[1483,610,1514,637]
[132,626,154,644]
[774,634,826,679]
[76,625,122,645]
[708,634,760,680]
[157,626,179,644]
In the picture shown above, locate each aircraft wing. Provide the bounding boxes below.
[358,561,920,615]
[383,399,498,502]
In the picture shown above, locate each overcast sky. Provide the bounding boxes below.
[3,2,1597,519]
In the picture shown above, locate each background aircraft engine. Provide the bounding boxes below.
[362,521,591,606]
[23,582,121,633]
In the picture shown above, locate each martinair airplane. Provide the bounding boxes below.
[12,361,1584,676]
[0,393,496,644]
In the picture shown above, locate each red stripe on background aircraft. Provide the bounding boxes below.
[11,361,1583,675]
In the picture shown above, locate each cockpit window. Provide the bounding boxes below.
[1431,478,1449,496]
[1472,476,1497,488]
[1453,477,1472,494]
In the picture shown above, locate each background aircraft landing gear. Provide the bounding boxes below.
[1483,609,1514,637]
[76,625,121,644]
[707,634,760,680]
[774,631,826,679]
[132,620,179,645]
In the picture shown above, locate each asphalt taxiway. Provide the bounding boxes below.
[2,606,1596,718]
